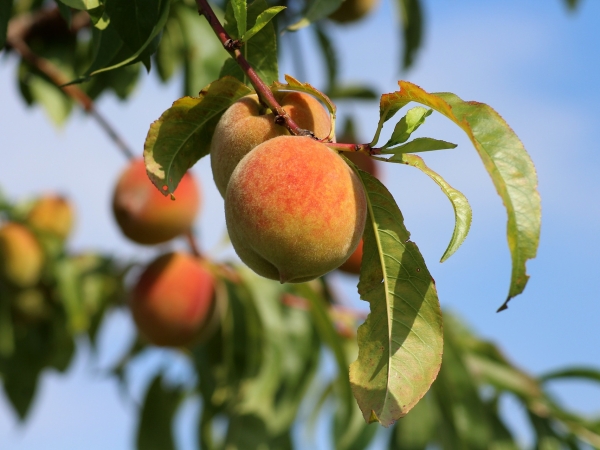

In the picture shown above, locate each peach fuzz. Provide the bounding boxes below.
[0,222,44,288]
[225,136,367,283]
[130,252,215,347]
[112,158,200,245]
[210,91,331,197]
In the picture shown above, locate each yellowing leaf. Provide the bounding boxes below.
[144,77,252,195]
[349,169,443,427]
[381,81,541,310]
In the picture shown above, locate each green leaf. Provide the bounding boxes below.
[221,0,278,86]
[564,0,581,11]
[3,366,39,420]
[382,107,431,149]
[88,0,170,76]
[174,3,229,96]
[242,6,286,42]
[231,0,248,37]
[136,375,183,450]
[386,153,472,262]
[381,81,541,310]
[288,0,343,31]
[0,0,13,50]
[398,0,423,70]
[0,294,14,357]
[348,169,443,427]
[380,137,456,154]
[55,258,89,333]
[144,76,252,195]
[58,0,100,10]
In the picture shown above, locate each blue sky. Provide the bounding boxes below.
[1,0,599,448]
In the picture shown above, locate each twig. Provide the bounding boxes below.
[6,9,135,160]
[185,230,203,259]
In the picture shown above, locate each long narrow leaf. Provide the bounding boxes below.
[349,169,443,427]
[380,81,541,310]
[387,153,472,262]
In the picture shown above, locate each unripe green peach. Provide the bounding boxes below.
[0,222,44,288]
[130,252,215,347]
[27,194,74,242]
[225,136,367,283]
[329,0,379,23]
[210,91,331,197]
[112,159,201,245]
[338,151,379,275]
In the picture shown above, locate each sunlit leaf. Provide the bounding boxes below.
[380,137,456,155]
[380,81,540,310]
[385,153,471,262]
[231,0,248,37]
[242,7,285,42]
[349,169,443,427]
[221,0,278,86]
[382,107,431,149]
[144,76,252,195]
[58,0,100,10]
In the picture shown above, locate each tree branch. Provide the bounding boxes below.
[195,0,316,137]
[6,9,135,160]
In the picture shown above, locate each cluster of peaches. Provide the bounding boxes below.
[111,91,379,349]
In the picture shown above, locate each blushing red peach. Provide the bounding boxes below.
[210,91,331,197]
[112,159,200,245]
[225,136,367,283]
[130,252,215,347]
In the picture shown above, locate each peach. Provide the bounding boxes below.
[329,0,379,23]
[112,158,200,245]
[130,252,215,347]
[338,151,379,275]
[225,136,367,283]
[27,194,74,242]
[0,222,44,288]
[210,91,331,197]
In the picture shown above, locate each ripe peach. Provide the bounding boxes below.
[130,252,215,347]
[210,91,331,197]
[112,158,200,245]
[225,136,367,283]
[27,194,74,242]
[0,222,44,288]
[338,151,379,275]
[329,0,379,23]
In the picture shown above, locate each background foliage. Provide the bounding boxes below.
[1,0,600,442]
